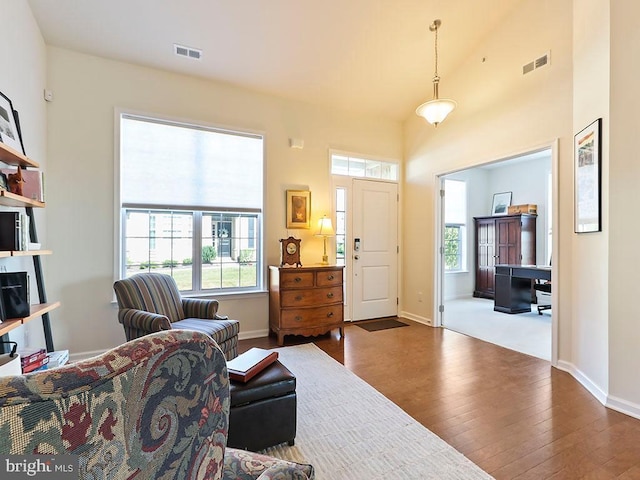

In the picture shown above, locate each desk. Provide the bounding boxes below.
[494,265,551,314]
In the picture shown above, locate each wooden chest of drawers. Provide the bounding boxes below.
[269,265,344,346]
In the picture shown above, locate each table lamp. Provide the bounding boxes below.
[315,215,335,265]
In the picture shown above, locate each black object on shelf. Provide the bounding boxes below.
[0,271,29,318]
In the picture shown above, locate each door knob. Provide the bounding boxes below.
[354,255,360,260]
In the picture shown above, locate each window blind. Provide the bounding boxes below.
[120,115,263,210]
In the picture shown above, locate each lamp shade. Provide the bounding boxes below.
[315,216,335,237]
[415,98,457,126]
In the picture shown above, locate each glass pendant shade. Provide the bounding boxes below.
[416,19,456,127]
[416,98,457,126]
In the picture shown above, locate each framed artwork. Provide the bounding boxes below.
[574,118,602,233]
[491,191,512,216]
[286,190,311,229]
[0,92,24,154]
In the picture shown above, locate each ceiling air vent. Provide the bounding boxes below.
[523,61,535,75]
[174,44,202,60]
[523,51,550,75]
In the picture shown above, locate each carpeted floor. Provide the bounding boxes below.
[354,318,409,332]
[444,297,551,360]
[262,343,493,480]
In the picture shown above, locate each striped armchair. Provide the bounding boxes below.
[0,330,314,480]
[113,272,240,360]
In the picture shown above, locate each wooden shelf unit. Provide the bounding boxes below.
[0,189,45,208]
[0,140,57,352]
[0,142,38,168]
[0,250,52,258]
[0,302,61,337]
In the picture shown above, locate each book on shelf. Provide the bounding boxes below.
[31,363,49,373]
[46,349,69,368]
[22,355,49,373]
[0,271,30,319]
[226,347,279,383]
[0,168,44,202]
[19,347,46,368]
[0,212,30,251]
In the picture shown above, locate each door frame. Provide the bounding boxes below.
[433,140,559,366]
[332,175,401,322]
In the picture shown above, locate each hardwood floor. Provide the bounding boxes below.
[239,319,640,479]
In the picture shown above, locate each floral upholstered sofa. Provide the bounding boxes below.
[0,330,313,480]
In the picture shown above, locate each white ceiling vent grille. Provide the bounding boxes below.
[523,51,550,75]
[174,44,202,60]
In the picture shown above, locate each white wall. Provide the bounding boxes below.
[566,0,610,402]
[608,1,640,414]
[43,47,402,356]
[0,1,48,349]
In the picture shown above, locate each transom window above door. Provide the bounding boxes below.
[331,152,398,181]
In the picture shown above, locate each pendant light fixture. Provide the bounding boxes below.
[416,19,456,126]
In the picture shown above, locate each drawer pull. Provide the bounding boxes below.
[295,316,303,322]
[327,312,334,318]
[327,292,334,298]
[327,275,334,280]
[295,277,302,283]
[295,295,303,301]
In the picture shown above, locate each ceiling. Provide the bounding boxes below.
[27,0,522,121]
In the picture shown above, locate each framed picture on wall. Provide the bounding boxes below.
[574,118,602,233]
[0,92,24,155]
[491,191,512,216]
[286,190,311,229]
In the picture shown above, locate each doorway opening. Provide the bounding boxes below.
[436,145,557,362]
[331,150,400,322]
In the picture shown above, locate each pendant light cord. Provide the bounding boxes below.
[434,24,439,78]
[431,21,441,99]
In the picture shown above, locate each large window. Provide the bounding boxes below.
[444,179,467,272]
[118,113,263,294]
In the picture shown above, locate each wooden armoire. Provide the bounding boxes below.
[473,214,536,299]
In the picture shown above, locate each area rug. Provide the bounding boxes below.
[354,318,409,332]
[262,343,493,480]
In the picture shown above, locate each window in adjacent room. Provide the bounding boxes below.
[444,179,467,272]
[117,113,264,294]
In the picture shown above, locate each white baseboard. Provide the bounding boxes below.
[238,329,269,340]
[556,359,608,405]
[557,360,640,420]
[70,349,106,363]
[607,395,640,420]
[399,311,432,326]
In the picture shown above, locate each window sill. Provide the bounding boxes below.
[184,290,268,300]
[445,270,469,275]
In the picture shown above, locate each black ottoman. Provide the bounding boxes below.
[227,360,297,451]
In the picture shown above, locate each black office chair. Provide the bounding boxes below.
[533,280,551,314]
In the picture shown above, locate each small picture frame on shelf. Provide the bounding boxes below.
[0,173,7,191]
[0,92,25,155]
[491,191,512,216]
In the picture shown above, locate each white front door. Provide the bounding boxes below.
[352,179,398,320]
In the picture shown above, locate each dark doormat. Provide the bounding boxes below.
[355,318,409,332]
